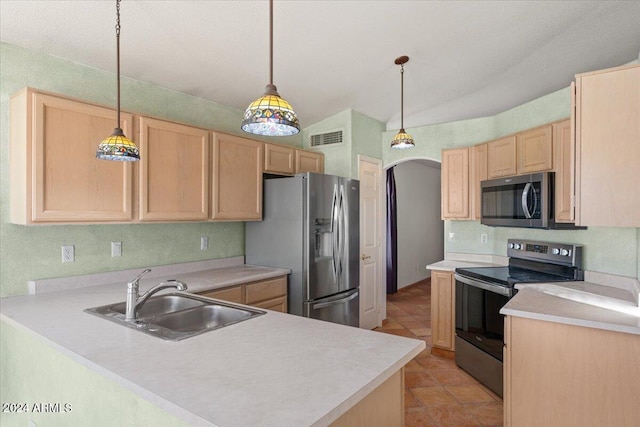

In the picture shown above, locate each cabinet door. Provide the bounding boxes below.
[211,133,263,220]
[138,117,209,221]
[431,270,455,351]
[10,89,133,223]
[469,143,488,220]
[516,125,553,174]
[487,136,517,178]
[244,276,287,305]
[441,148,470,219]
[295,150,324,174]
[252,296,287,312]
[264,143,295,175]
[198,286,243,304]
[576,64,640,227]
[553,119,574,223]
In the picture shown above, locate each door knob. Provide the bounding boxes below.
[361,254,371,260]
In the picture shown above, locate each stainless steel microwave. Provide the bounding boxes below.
[481,172,550,228]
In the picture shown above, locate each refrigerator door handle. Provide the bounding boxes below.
[331,184,339,280]
[338,184,346,278]
[312,290,358,310]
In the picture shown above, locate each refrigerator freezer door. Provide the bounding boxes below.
[304,289,359,327]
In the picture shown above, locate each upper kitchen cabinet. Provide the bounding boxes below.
[441,147,470,219]
[553,119,574,223]
[575,64,640,227]
[487,135,517,178]
[211,133,263,220]
[10,88,133,224]
[295,150,324,174]
[138,117,209,221]
[264,143,295,175]
[516,125,553,174]
[469,143,488,220]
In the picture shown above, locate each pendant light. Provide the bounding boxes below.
[391,56,415,149]
[96,0,140,161]
[241,0,300,136]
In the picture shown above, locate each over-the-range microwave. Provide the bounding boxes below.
[481,172,583,229]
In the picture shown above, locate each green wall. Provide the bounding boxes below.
[0,42,302,297]
[1,42,638,296]
[379,85,639,279]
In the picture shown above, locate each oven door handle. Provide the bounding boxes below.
[454,274,513,297]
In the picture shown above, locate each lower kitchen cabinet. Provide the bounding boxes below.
[503,316,640,427]
[197,275,288,312]
[330,368,404,427]
[431,270,455,355]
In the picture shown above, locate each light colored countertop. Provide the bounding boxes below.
[426,253,506,272]
[1,264,425,427]
[501,281,640,335]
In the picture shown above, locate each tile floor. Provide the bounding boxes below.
[374,279,503,427]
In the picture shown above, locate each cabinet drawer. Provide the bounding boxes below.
[245,277,287,304]
[199,286,243,303]
[252,296,287,313]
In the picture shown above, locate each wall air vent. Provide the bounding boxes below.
[310,130,343,147]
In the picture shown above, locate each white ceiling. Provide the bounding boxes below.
[2,1,639,131]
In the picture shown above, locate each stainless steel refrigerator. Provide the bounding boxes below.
[245,173,360,327]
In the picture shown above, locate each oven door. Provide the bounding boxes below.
[481,172,550,228]
[454,274,511,361]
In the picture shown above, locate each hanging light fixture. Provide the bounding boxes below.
[241,0,300,136]
[96,0,140,161]
[391,56,415,149]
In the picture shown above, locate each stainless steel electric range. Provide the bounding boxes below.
[454,239,583,397]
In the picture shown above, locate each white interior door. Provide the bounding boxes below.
[358,155,383,329]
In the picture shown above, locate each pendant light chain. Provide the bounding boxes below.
[400,63,404,130]
[269,0,273,86]
[115,0,122,130]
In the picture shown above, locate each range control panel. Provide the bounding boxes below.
[507,239,583,268]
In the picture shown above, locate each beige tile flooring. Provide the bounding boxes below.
[374,279,503,427]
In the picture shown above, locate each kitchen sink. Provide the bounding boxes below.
[85,293,265,341]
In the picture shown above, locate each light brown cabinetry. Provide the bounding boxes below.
[487,135,517,178]
[295,149,324,174]
[197,275,288,313]
[575,64,640,227]
[504,315,640,427]
[552,119,574,222]
[430,270,455,354]
[264,143,295,175]
[211,133,263,220]
[469,143,488,220]
[441,148,470,219]
[330,368,404,427]
[138,116,209,221]
[10,88,134,224]
[516,125,553,174]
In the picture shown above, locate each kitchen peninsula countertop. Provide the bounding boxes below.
[1,264,425,427]
[501,280,640,335]
[426,253,507,272]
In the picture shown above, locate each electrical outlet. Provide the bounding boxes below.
[448,232,455,242]
[111,241,122,257]
[61,245,74,263]
[480,233,488,244]
[200,236,209,250]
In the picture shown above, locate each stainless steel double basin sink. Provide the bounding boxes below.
[85,293,265,341]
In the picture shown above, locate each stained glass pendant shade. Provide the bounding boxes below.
[241,0,300,137]
[96,0,140,161]
[391,55,415,150]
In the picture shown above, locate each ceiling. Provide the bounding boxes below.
[2,1,639,132]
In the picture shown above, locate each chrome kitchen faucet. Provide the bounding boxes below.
[125,269,188,320]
